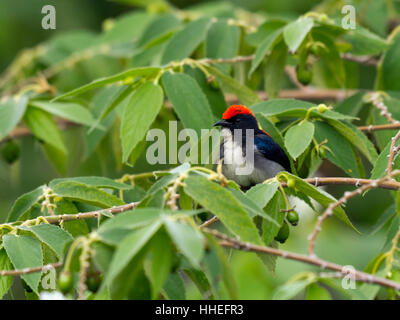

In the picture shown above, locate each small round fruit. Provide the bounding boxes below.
[210,79,220,90]
[86,274,101,293]
[317,104,329,113]
[296,65,312,85]
[58,271,73,294]
[287,178,296,189]
[275,222,290,243]
[287,210,299,226]
[21,279,33,293]
[1,140,20,164]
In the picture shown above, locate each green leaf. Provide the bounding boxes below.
[84,86,124,159]
[206,65,261,106]
[312,30,345,85]
[285,173,359,233]
[163,273,186,300]
[137,14,181,48]
[7,186,44,222]
[53,67,161,100]
[246,181,279,209]
[98,208,163,235]
[283,17,314,52]
[19,224,73,259]
[148,229,173,299]
[164,218,204,268]
[314,121,363,177]
[99,11,154,44]
[121,82,164,163]
[273,279,313,300]
[358,270,386,300]
[377,32,400,90]
[306,283,331,300]
[3,235,43,294]
[263,39,288,99]
[105,221,162,285]
[325,118,373,163]
[23,107,66,154]
[50,176,131,190]
[204,235,238,299]
[183,66,227,118]
[52,181,124,208]
[334,91,366,117]
[249,29,282,76]
[343,27,388,56]
[285,121,314,159]
[262,192,286,245]
[29,101,96,127]
[90,85,132,131]
[0,95,28,139]
[371,140,400,179]
[162,72,214,136]
[246,19,287,47]
[0,249,13,299]
[255,114,285,146]
[227,188,278,224]
[251,99,354,121]
[184,175,264,244]
[205,20,240,73]
[161,18,212,64]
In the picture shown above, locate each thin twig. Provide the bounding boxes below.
[200,216,219,228]
[387,131,400,176]
[367,92,398,124]
[301,177,400,191]
[34,202,138,225]
[308,170,400,257]
[204,228,400,291]
[341,54,379,67]
[0,262,62,276]
[358,123,400,132]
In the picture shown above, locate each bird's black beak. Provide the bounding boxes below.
[213,119,230,127]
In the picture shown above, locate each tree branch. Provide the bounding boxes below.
[30,201,139,225]
[308,170,400,257]
[203,228,400,291]
[0,262,62,276]
[358,123,400,132]
[300,177,400,191]
[388,131,400,176]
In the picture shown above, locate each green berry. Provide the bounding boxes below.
[287,178,296,189]
[296,65,312,85]
[1,140,20,164]
[86,274,102,293]
[275,222,290,243]
[287,210,299,226]
[207,76,220,90]
[58,271,73,294]
[317,104,329,113]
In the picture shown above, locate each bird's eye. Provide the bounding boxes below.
[234,118,241,123]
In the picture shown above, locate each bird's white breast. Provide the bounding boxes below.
[220,128,285,186]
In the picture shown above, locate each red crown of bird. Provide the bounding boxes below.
[222,105,270,136]
[222,104,255,120]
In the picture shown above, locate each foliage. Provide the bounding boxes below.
[0,0,400,300]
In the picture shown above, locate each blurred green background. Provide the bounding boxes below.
[0,0,395,299]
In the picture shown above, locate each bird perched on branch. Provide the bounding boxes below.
[214,105,291,188]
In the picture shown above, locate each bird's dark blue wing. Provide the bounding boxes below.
[254,132,291,172]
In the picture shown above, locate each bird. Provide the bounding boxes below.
[213,104,291,188]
